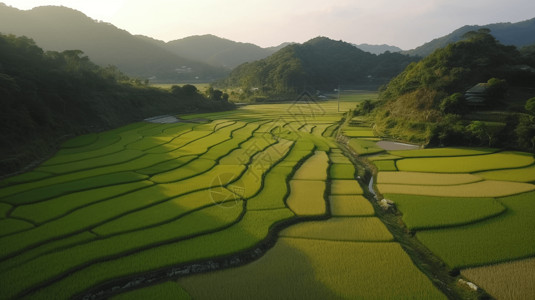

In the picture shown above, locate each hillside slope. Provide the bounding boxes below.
[220,37,418,101]
[165,34,278,69]
[374,29,535,151]
[406,18,535,57]
[0,4,227,81]
[0,33,233,176]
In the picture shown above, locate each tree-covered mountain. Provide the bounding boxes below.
[220,37,419,101]
[0,3,227,82]
[372,29,535,151]
[165,34,283,69]
[405,17,535,57]
[0,33,233,176]
[354,43,402,55]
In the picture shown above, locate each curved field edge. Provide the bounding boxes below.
[177,239,445,299]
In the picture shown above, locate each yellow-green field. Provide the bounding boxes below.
[461,258,535,300]
[1,93,448,299]
[342,114,535,300]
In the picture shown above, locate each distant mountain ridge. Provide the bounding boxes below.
[405,18,535,57]
[220,37,419,101]
[0,4,227,82]
[354,43,402,54]
[164,34,287,69]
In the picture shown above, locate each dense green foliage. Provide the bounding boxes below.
[405,17,535,57]
[374,30,535,151]
[0,33,233,176]
[219,37,418,101]
[0,4,227,81]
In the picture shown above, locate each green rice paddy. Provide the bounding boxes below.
[8,95,527,299]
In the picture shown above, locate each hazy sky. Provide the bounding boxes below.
[3,0,535,49]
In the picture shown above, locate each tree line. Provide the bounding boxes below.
[0,33,233,176]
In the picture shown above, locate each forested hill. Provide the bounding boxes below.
[372,29,535,151]
[220,37,419,101]
[0,4,227,82]
[0,34,233,176]
[165,34,279,69]
[405,17,535,57]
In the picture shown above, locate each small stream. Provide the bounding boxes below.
[368,176,377,199]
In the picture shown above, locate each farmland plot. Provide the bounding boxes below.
[0,95,446,299]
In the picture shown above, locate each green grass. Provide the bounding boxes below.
[416,191,535,269]
[279,217,393,241]
[178,239,444,299]
[111,281,191,300]
[385,194,506,230]
[286,180,326,216]
[329,195,374,216]
[396,151,534,173]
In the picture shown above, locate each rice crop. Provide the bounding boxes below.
[10,181,153,224]
[329,163,355,179]
[377,171,483,185]
[177,239,445,299]
[330,180,363,195]
[111,281,191,300]
[390,147,497,157]
[23,209,295,299]
[396,151,534,173]
[348,138,384,155]
[384,194,506,230]
[292,151,329,180]
[279,217,393,241]
[0,204,244,300]
[0,202,11,218]
[373,160,398,171]
[476,164,535,182]
[247,166,294,210]
[151,158,216,183]
[0,218,33,236]
[377,180,534,198]
[416,191,535,269]
[2,172,149,205]
[286,180,326,216]
[329,195,374,216]
[461,257,535,300]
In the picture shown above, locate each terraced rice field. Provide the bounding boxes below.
[175,146,444,299]
[0,96,445,299]
[343,120,535,299]
[339,113,535,299]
